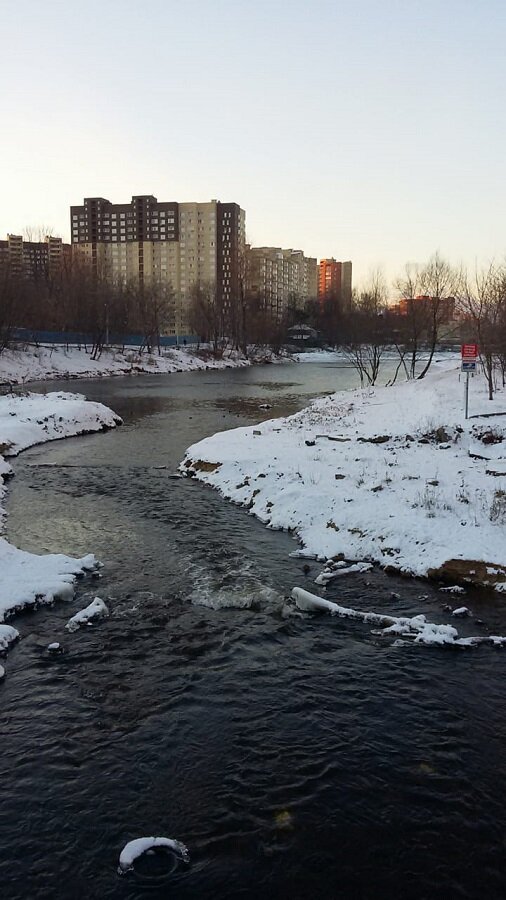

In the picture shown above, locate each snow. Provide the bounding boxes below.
[65,597,109,632]
[0,345,256,385]
[314,561,372,585]
[0,624,19,651]
[181,360,506,590]
[118,836,190,875]
[292,587,506,649]
[0,391,120,650]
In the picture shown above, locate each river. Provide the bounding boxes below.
[2,360,506,899]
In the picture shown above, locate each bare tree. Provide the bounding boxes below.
[189,280,226,356]
[342,270,389,386]
[394,254,460,379]
[460,263,506,400]
[416,253,461,378]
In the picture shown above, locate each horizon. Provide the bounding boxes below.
[2,0,505,286]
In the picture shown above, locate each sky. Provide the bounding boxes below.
[1,0,505,287]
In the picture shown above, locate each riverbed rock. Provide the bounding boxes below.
[428,559,506,590]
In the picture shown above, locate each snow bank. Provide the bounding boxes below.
[118,836,190,875]
[292,587,506,649]
[182,361,506,590]
[0,391,120,647]
[65,597,109,632]
[0,544,98,622]
[0,345,252,385]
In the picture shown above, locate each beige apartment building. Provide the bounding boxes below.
[0,233,68,280]
[70,195,245,336]
[246,246,317,321]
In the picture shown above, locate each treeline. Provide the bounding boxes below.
[0,257,174,358]
[294,254,506,397]
[0,260,292,359]
[1,252,506,397]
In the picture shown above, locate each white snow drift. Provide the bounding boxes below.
[0,345,255,386]
[182,360,506,590]
[0,391,120,669]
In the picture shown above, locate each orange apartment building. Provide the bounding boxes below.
[318,258,352,311]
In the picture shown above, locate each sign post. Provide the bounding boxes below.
[461,344,478,419]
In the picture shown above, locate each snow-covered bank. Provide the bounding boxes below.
[181,361,506,591]
[0,391,121,628]
[0,344,260,385]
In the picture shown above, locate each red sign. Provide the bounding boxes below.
[461,343,478,360]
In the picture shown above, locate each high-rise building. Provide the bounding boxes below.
[70,196,245,336]
[246,247,317,321]
[318,258,352,311]
[0,233,68,281]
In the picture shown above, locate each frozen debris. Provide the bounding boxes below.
[315,561,372,585]
[440,585,466,594]
[291,587,506,649]
[47,642,62,652]
[65,597,109,632]
[259,403,272,410]
[452,606,470,617]
[0,664,4,679]
[118,836,190,875]
[0,624,19,651]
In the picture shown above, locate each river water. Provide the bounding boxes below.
[2,360,506,899]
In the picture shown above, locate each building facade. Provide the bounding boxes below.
[318,258,352,311]
[70,196,245,336]
[246,246,317,321]
[0,233,67,281]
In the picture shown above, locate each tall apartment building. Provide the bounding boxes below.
[0,233,68,280]
[318,258,352,311]
[70,195,245,336]
[246,247,317,322]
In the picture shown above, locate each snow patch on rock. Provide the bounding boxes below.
[65,597,109,632]
[118,836,190,875]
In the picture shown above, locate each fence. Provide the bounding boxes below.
[11,328,199,348]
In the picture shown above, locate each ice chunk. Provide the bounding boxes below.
[315,561,373,585]
[0,624,19,651]
[65,597,109,632]
[452,607,470,617]
[118,836,190,875]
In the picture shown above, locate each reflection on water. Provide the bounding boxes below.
[2,362,506,900]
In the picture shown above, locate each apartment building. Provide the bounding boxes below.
[318,258,352,311]
[246,246,317,321]
[0,233,68,280]
[70,196,245,336]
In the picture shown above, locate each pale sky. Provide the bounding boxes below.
[1,0,505,285]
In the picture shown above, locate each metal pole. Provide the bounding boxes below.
[465,370,469,419]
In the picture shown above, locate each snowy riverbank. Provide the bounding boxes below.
[0,392,121,637]
[182,360,506,591]
[0,344,258,385]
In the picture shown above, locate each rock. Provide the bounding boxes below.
[357,435,391,444]
[428,559,506,590]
